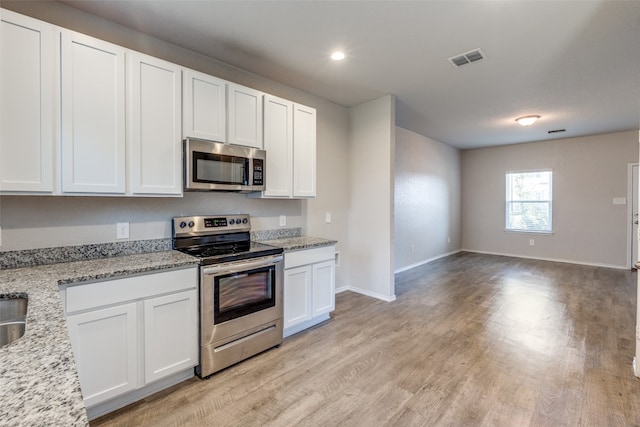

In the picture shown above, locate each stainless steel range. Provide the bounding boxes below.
[172,214,284,378]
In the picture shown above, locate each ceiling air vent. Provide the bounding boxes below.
[447,48,487,68]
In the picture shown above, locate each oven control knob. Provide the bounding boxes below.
[188,221,195,228]
[236,217,242,224]
[229,219,235,225]
[179,221,187,229]
[242,218,248,224]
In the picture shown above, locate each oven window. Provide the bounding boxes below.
[194,152,247,185]
[214,266,276,324]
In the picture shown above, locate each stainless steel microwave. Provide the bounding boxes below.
[184,138,265,192]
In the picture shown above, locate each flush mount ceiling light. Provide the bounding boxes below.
[515,115,541,126]
[330,51,345,61]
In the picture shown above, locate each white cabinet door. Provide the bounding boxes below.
[312,260,336,317]
[228,83,263,149]
[283,265,312,329]
[0,10,54,192]
[61,30,126,194]
[263,95,292,197]
[143,289,198,384]
[292,104,316,198]
[128,52,182,195]
[66,302,139,408]
[183,69,226,142]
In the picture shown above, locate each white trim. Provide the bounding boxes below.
[461,248,628,270]
[634,357,638,378]
[504,230,554,236]
[627,163,638,269]
[394,249,462,274]
[335,286,396,302]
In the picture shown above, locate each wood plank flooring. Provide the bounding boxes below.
[92,252,640,426]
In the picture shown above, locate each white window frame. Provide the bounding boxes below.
[505,169,553,234]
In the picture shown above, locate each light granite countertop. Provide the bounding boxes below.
[0,250,199,427]
[258,236,337,252]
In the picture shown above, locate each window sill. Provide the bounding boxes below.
[504,229,554,236]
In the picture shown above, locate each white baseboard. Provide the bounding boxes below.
[394,249,462,274]
[335,285,396,302]
[461,248,629,270]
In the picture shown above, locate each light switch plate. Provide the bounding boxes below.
[279,215,286,227]
[613,197,626,205]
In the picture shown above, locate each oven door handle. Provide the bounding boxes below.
[202,255,283,275]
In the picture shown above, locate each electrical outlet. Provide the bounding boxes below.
[325,212,332,224]
[411,244,415,252]
[279,215,286,227]
[529,239,535,246]
[636,326,640,341]
[447,236,451,244]
[117,222,130,239]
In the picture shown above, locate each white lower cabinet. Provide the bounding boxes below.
[283,246,336,337]
[62,267,198,420]
[143,290,198,383]
[66,302,139,408]
[284,265,312,328]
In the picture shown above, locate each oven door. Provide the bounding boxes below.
[214,263,275,324]
[201,255,283,346]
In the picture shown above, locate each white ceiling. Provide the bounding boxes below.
[59,0,640,149]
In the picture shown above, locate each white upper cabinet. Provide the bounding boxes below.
[262,95,293,197]
[292,104,317,198]
[128,52,182,196]
[182,68,226,142]
[0,10,55,193]
[61,30,126,194]
[228,83,263,149]
[252,97,316,199]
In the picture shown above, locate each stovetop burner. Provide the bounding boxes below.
[172,214,283,265]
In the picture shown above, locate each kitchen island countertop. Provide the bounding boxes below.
[0,250,199,427]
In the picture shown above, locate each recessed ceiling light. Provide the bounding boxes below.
[515,115,541,126]
[331,51,345,61]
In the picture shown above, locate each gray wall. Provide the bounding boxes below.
[346,96,396,301]
[0,1,351,287]
[461,130,639,268]
[394,127,461,272]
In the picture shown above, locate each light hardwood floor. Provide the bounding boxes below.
[92,252,640,426]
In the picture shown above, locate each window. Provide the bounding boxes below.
[505,170,552,233]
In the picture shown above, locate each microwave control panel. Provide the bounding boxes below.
[252,159,264,185]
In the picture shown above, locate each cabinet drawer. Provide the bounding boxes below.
[66,267,197,313]
[284,246,335,269]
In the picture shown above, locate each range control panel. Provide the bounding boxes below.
[173,214,250,237]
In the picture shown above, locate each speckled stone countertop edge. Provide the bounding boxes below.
[0,250,200,427]
[258,236,338,252]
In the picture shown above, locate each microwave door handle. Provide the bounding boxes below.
[202,255,283,275]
